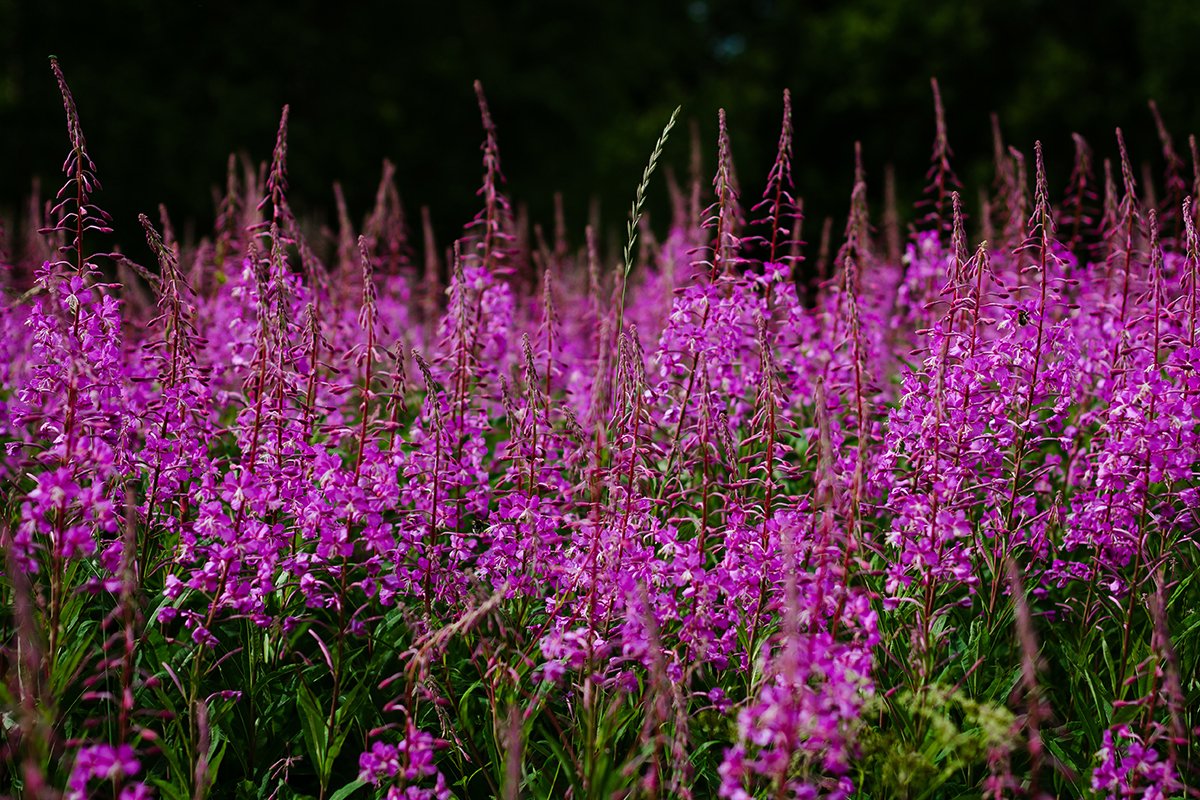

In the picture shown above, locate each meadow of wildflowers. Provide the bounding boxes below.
[1,60,1197,799]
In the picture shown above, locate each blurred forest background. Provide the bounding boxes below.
[2,0,1198,266]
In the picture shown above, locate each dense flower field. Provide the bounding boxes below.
[1,60,1198,799]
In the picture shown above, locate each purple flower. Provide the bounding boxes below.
[1091,725,1181,799]
[65,744,141,800]
[359,718,450,800]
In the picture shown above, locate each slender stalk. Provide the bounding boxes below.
[615,106,681,336]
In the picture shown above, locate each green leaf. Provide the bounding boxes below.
[1041,736,1085,799]
[207,724,229,781]
[328,779,368,800]
[328,686,360,767]
[296,678,329,775]
[1099,635,1117,688]
[534,721,582,798]
[49,618,97,698]
[152,777,192,800]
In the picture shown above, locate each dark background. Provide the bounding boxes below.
[2,0,1198,264]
